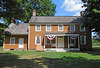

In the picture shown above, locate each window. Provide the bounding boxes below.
[36,25,41,31]
[80,25,85,31]
[58,25,63,31]
[80,36,86,45]
[47,38,51,44]
[46,25,51,31]
[70,25,75,31]
[10,37,15,45]
[35,36,41,45]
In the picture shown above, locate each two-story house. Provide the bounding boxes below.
[3,11,92,52]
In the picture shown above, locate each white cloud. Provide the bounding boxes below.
[61,0,86,12]
[73,12,80,16]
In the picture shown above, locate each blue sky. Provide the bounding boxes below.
[52,0,86,16]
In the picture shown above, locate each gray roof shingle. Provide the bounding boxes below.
[5,23,29,35]
[29,16,83,24]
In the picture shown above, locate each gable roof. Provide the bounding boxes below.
[5,23,29,35]
[29,16,83,24]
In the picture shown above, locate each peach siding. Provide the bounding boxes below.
[29,24,92,50]
[4,35,28,49]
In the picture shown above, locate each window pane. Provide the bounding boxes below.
[10,38,15,44]
[82,36,84,44]
[47,38,50,44]
[59,25,63,31]
[81,25,85,31]
[70,25,75,31]
[47,25,51,31]
[36,36,40,44]
[36,25,40,31]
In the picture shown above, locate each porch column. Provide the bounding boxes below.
[78,36,80,49]
[44,36,45,49]
[56,36,57,48]
[68,36,70,48]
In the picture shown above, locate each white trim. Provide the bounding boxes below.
[3,35,5,48]
[58,24,63,31]
[80,25,85,31]
[28,25,30,49]
[19,38,24,48]
[35,24,41,31]
[44,36,45,48]
[56,36,57,49]
[78,36,80,49]
[10,37,15,45]
[70,25,75,31]
[46,24,51,31]
[68,36,69,48]
[35,36,41,45]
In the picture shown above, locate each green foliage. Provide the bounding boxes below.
[0,0,56,23]
[0,0,56,46]
[92,39,100,44]
[82,0,100,32]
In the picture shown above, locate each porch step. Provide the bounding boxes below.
[56,49,69,52]
[15,49,24,51]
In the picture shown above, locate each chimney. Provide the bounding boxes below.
[33,10,36,16]
[11,18,15,23]
[80,11,84,16]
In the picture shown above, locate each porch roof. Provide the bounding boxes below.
[44,32,79,36]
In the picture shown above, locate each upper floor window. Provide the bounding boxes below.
[35,36,41,45]
[80,25,85,31]
[58,24,63,31]
[10,37,15,45]
[70,25,75,31]
[46,25,51,31]
[80,35,86,45]
[36,25,41,31]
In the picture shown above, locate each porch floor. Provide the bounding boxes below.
[44,48,80,52]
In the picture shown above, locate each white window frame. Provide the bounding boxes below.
[46,24,51,31]
[35,24,41,31]
[80,25,85,31]
[80,35,86,45]
[10,37,15,45]
[70,25,75,31]
[58,24,63,31]
[35,36,41,45]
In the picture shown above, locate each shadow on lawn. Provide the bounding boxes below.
[82,47,100,55]
[0,53,100,68]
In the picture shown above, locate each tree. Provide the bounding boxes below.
[0,0,56,46]
[82,0,100,32]
[0,0,56,23]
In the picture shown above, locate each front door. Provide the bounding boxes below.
[58,36,64,48]
[19,38,24,48]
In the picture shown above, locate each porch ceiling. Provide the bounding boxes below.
[44,32,79,36]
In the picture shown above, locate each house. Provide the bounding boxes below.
[3,11,92,52]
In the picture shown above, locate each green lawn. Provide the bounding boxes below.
[0,46,100,68]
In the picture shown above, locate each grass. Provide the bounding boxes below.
[0,45,100,68]
[92,39,100,44]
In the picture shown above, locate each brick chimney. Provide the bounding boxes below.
[80,11,84,16]
[11,18,15,23]
[33,10,36,16]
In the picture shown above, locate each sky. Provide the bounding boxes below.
[0,0,95,36]
[52,0,86,16]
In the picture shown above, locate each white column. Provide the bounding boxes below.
[56,36,57,49]
[68,36,70,48]
[78,36,80,49]
[44,36,45,49]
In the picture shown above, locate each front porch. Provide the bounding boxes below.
[44,32,80,52]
